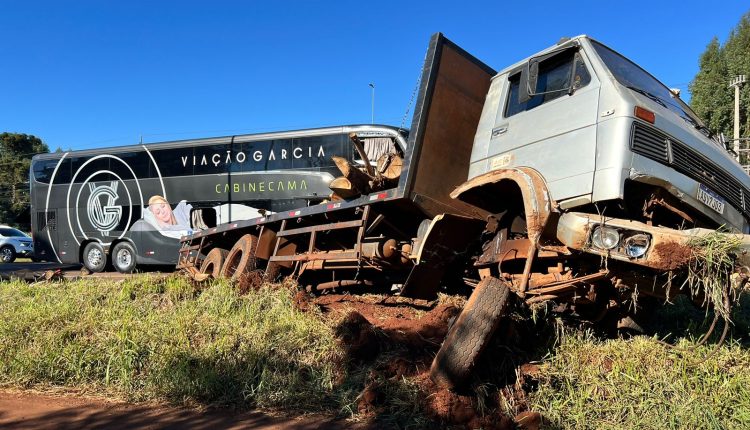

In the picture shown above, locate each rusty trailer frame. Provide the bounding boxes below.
[177,34,496,299]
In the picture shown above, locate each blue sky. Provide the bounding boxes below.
[1,1,748,151]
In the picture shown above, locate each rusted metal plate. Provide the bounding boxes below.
[400,213,485,299]
[276,220,363,237]
[451,167,554,243]
[477,237,566,266]
[270,251,359,263]
[524,270,609,296]
[401,33,495,219]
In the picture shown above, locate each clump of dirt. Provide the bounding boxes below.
[236,270,265,294]
[652,241,693,270]
[416,373,515,429]
[334,311,380,362]
[305,293,547,428]
[292,290,313,312]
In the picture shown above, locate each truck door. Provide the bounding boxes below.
[490,46,600,201]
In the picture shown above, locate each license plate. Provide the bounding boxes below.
[697,184,725,214]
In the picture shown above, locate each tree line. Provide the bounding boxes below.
[690,11,750,165]
[0,133,49,231]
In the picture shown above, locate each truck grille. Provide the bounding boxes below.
[630,122,750,220]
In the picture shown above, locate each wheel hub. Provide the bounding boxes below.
[88,248,103,267]
[117,249,132,266]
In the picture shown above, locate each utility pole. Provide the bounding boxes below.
[729,75,746,161]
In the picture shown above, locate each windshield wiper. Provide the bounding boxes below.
[626,86,668,108]
[680,115,713,138]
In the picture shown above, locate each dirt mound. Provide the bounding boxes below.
[334,311,380,362]
[306,293,544,428]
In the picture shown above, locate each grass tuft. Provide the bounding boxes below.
[685,230,744,321]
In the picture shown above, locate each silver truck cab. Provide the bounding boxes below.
[470,35,749,234]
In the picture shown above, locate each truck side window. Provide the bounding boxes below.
[505,51,590,117]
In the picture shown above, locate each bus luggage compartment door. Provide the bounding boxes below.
[34,210,58,262]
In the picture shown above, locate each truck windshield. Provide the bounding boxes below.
[590,40,710,136]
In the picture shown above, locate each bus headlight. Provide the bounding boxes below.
[591,226,620,250]
[623,233,650,258]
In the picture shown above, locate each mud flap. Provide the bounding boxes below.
[400,213,484,299]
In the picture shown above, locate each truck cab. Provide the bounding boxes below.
[468,36,749,234]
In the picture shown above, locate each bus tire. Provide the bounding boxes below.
[429,276,511,390]
[112,241,137,274]
[200,248,229,279]
[221,234,258,281]
[82,242,107,273]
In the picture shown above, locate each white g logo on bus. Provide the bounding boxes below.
[86,182,123,236]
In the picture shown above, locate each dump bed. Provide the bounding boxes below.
[399,33,496,218]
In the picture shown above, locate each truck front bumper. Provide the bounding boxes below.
[556,212,750,272]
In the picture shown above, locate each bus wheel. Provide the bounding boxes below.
[200,248,229,279]
[112,242,137,274]
[429,276,511,390]
[82,242,107,273]
[221,235,258,282]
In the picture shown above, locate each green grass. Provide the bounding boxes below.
[529,323,750,430]
[3,275,750,429]
[0,276,343,411]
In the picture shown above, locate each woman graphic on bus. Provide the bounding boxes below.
[145,195,192,234]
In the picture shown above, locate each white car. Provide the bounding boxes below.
[0,226,34,263]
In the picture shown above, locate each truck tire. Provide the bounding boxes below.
[0,245,16,263]
[82,242,107,273]
[200,248,229,279]
[112,241,137,274]
[221,234,258,281]
[430,276,511,390]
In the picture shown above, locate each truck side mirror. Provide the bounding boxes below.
[518,44,579,105]
[518,59,540,104]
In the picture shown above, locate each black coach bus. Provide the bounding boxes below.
[30,125,407,272]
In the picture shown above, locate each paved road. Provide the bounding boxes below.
[0,262,173,281]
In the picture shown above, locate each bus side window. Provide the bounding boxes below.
[33,158,71,183]
[112,151,150,180]
[70,156,110,182]
[150,148,193,178]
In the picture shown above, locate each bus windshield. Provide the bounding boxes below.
[590,40,710,136]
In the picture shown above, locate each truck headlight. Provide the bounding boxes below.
[591,226,620,250]
[623,233,650,258]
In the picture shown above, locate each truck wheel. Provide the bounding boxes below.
[82,242,107,273]
[112,242,137,274]
[430,276,511,390]
[221,234,258,281]
[0,246,16,263]
[200,248,229,279]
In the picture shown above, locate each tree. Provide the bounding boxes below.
[0,133,50,230]
[690,11,750,165]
